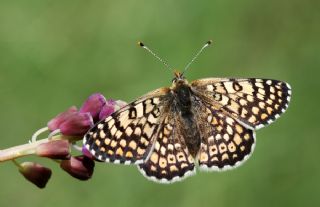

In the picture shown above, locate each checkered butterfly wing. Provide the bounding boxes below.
[138,111,196,183]
[193,101,255,171]
[83,88,170,165]
[191,78,291,129]
[191,78,291,171]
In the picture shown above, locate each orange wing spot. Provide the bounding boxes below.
[244,133,250,141]
[200,153,209,162]
[261,113,268,120]
[129,140,137,150]
[116,148,123,156]
[168,154,176,164]
[259,102,266,109]
[150,152,159,164]
[181,163,189,169]
[150,165,157,172]
[266,107,273,115]
[228,142,236,152]
[125,151,133,158]
[252,107,260,115]
[110,140,117,148]
[209,145,218,155]
[219,143,227,153]
[119,139,126,147]
[170,165,179,172]
[240,99,248,106]
[95,140,101,146]
[221,153,229,161]
[235,124,243,134]
[159,157,167,168]
[248,115,257,123]
[137,147,145,155]
[234,134,242,145]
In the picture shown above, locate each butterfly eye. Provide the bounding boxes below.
[172,78,177,83]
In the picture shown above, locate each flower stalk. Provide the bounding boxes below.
[0,134,78,162]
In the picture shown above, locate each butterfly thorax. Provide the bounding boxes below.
[172,80,192,113]
[171,77,201,157]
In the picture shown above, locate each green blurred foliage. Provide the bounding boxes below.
[0,0,319,207]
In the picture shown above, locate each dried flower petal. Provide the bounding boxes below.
[114,100,127,110]
[19,162,52,189]
[59,112,93,136]
[99,99,127,120]
[60,156,95,180]
[47,106,78,131]
[80,93,106,122]
[36,140,70,159]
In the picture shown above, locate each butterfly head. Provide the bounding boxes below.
[172,70,188,87]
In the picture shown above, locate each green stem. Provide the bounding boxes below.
[12,159,23,170]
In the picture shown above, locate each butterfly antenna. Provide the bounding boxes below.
[138,41,173,71]
[182,40,212,75]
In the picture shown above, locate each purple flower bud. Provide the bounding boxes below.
[98,99,115,120]
[81,146,103,162]
[18,162,52,189]
[47,106,78,131]
[60,156,95,180]
[82,146,94,160]
[36,140,70,159]
[59,112,94,136]
[99,99,127,120]
[80,93,106,122]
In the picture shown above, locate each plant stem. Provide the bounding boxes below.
[0,135,80,162]
[12,159,23,170]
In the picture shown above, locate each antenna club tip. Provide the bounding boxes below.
[138,41,145,47]
[207,40,213,45]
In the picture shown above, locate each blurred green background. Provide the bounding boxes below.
[0,0,319,207]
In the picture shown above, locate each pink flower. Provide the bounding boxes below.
[47,109,93,137]
[60,156,95,180]
[59,112,93,136]
[46,94,127,160]
[82,146,95,160]
[18,162,52,189]
[47,94,125,138]
[36,140,71,159]
[80,93,106,122]
[99,99,127,120]
[47,106,78,131]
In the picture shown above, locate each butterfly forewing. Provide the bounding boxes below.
[191,78,291,129]
[83,88,170,164]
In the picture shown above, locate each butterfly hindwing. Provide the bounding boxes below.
[138,113,196,183]
[193,101,255,171]
[191,78,291,129]
[83,88,170,164]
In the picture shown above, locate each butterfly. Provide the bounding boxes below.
[83,41,292,183]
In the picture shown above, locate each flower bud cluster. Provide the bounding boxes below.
[10,93,126,188]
